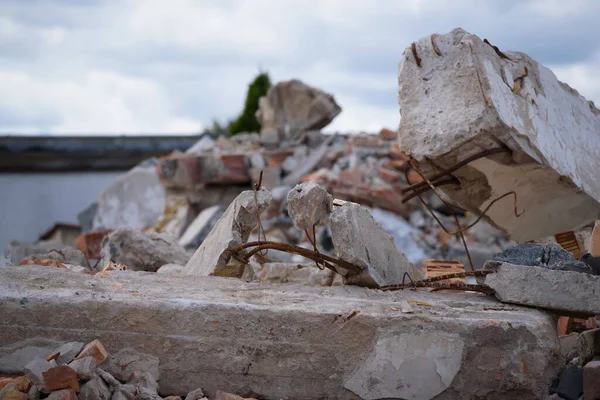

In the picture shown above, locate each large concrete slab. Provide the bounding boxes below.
[0,266,561,399]
[397,28,600,241]
[483,262,600,317]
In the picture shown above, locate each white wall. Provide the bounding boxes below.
[0,171,122,251]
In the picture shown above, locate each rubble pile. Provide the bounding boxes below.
[0,337,257,400]
[2,30,600,399]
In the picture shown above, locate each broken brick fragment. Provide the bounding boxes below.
[0,389,26,400]
[379,128,397,141]
[42,366,79,392]
[75,339,107,365]
[377,166,403,184]
[406,169,423,185]
[0,377,30,392]
[75,229,111,259]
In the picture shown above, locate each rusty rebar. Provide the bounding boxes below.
[401,177,459,203]
[400,147,510,195]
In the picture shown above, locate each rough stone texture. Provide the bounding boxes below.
[184,189,272,277]
[493,243,594,274]
[329,202,423,287]
[100,228,189,272]
[286,182,332,230]
[345,333,464,400]
[579,328,600,366]
[397,28,600,241]
[128,371,158,398]
[79,374,110,400]
[184,388,205,400]
[101,348,159,382]
[50,342,84,365]
[19,248,89,269]
[3,240,67,265]
[96,369,119,389]
[0,265,563,399]
[23,358,57,390]
[255,79,341,142]
[68,357,96,381]
[156,264,184,275]
[559,333,580,363]
[178,205,225,251]
[553,365,583,400]
[483,262,600,316]
[27,385,39,400]
[256,262,341,286]
[46,389,76,400]
[111,384,136,400]
[0,339,63,374]
[583,360,600,400]
[92,166,165,232]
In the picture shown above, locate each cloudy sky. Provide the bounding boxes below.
[1,0,599,135]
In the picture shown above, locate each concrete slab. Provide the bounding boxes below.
[483,262,600,317]
[0,266,561,399]
[397,28,600,241]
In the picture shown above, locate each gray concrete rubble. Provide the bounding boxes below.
[579,328,600,366]
[184,189,272,277]
[100,348,160,382]
[79,374,111,399]
[256,79,341,143]
[178,205,225,251]
[23,358,57,391]
[3,240,70,265]
[482,262,600,316]
[397,27,600,241]
[68,356,96,381]
[19,248,89,269]
[50,341,84,365]
[100,228,189,272]
[329,201,423,287]
[286,182,333,230]
[0,266,562,399]
[92,165,166,232]
[493,243,597,274]
[156,263,184,275]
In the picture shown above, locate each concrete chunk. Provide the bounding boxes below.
[329,202,422,287]
[286,182,332,230]
[92,166,165,232]
[184,189,272,276]
[100,228,189,272]
[50,342,84,365]
[0,265,563,399]
[68,357,96,381]
[397,28,600,241]
[177,206,225,251]
[102,348,159,382]
[79,374,110,400]
[483,262,600,316]
[23,358,57,390]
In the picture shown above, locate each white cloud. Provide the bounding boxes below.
[0,69,202,134]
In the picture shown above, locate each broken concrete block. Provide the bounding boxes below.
[68,357,96,381]
[0,339,63,374]
[49,342,84,365]
[21,248,88,269]
[397,28,600,241]
[493,243,594,274]
[156,264,184,275]
[127,371,157,398]
[177,205,225,251]
[111,384,135,400]
[286,182,332,230]
[184,388,205,400]
[553,365,583,400]
[23,358,57,390]
[102,348,159,382]
[483,262,600,316]
[584,359,600,400]
[79,374,110,400]
[256,79,341,142]
[329,202,422,287]
[75,340,107,365]
[153,194,193,240]
[185,135,215,154]
[0,265,563,399]
[42,366,79,392]
[184,189,272,276]
[560,333,581,363]
[579,328,600,366]
[3,240,67,265]
[46,389,76,400]
[92,166,165,231]
[96,369,119,389]
[27,385,39,400]
[100,228,189,272]
[257,262,341,286]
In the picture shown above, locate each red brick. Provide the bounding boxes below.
[390,143,410,161]
[75,229,111,259]
[18,259,65,268]
[377,166,402,184]
[42,366,79,392]
[584,361,600,400]
[384,159,407,171]
[407,169,423,185]
[338,170,364,185]
[75,339,107,365]
[0,376,30,392]
[379,128,397,141]
[262,150,294,166]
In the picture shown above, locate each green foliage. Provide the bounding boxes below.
[228,72,272,136]
[201,118,232,135]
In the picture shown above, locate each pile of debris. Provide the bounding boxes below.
[3,28,600,399]
[0,338,257,400]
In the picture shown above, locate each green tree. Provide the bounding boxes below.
[201,118,232,135]
[228,71,272,135]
